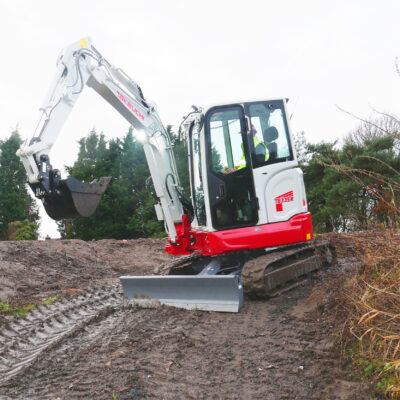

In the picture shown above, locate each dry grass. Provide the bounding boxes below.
[330,230,400,397]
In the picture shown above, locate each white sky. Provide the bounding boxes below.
[0,0,399,238]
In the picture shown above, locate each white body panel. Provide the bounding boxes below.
[259,166,307,223]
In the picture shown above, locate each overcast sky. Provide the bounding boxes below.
[0,0,399,238]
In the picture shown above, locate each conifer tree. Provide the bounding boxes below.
[0,130,39,239]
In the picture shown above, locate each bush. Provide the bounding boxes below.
[7,220,38,240]
[332,231,400,397]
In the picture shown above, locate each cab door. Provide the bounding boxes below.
[243,100,306,225]
[204,105,258,230]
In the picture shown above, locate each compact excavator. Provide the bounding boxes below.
[17,38,331,312]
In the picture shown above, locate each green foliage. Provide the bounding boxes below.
[347,344,399,396]
[59,126,189,240]
[173,135,190,197]
[0,130,39,239]
[7,219,38,240]
[12,303,36,317]
[126,190,167,238]
[302,114,400,232]
[0,297,57,317]
[42,296,58,305]
[0,301,36,317]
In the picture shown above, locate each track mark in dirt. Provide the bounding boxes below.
[0,238,170,305]
[0,280,372,400]
[0,238,375,399]
[0,284,122,386]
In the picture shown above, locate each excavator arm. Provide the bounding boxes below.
[17,37,184,242]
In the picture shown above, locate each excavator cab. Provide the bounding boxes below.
[189,99,297,233]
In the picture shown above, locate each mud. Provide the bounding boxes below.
[0,238,372,399]
[0,238,169,306]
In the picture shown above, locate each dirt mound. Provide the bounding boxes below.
[0,238,170,306]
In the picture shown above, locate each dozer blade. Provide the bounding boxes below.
[43,177,111,220]
[120,275,243,312]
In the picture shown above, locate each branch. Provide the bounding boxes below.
[336,105,391,135]
[369,106,400,126]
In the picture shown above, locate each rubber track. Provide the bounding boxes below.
[0,284,121,385]
[241,241,330,297]
[159,242,331,298]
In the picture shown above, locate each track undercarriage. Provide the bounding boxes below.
[120,238,333,312]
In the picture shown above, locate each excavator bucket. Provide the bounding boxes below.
[43,177,111,220]
[120,275,243,312]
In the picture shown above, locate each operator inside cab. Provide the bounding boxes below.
[225,124,269,173]
[242,124,269,168]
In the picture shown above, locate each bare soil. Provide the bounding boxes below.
[0,237,373,399]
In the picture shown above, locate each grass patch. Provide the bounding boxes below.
[0,295,59,317]
[0,301,10,312]
[12,304,36,317]
[42,296,58,305]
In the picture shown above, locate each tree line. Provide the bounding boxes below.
[0,131,38,239]
[299,112,400,232]
[56,126,189,240]
[0,113,399,240]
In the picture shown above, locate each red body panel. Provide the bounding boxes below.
[165,212,313,257]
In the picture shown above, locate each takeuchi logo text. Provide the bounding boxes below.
[116,91,145,121]
[274,191,294,212]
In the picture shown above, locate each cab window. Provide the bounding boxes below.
[205,106,258,229]
[245,100,293,167]
[209,108,246,173]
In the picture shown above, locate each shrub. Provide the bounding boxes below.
[7,219,38,240]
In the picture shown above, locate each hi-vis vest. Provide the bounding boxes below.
[239,136,269,169]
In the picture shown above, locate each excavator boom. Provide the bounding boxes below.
[17,37,183,242]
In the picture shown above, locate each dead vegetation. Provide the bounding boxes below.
[319,230,400,398]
